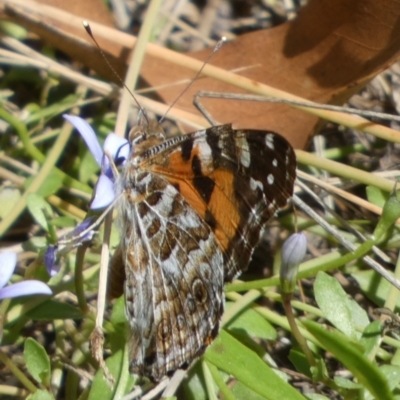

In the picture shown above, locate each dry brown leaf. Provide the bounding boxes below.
[38,0,113,27]
[141,0,400,149]
[0,0,126,80]
[2,0,400,149]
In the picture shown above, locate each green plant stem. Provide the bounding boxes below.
[206,361,236,400]
[384,247,400,311]
[222,289,261,327]
[0,107,44,162]
[0,115,79,236]
[0,299,11,337]
[201,360,218,400]
[296,149,396,192]
[229,236,383,294]
[227,290,318,343]
[0,349,38,393]
[113,344,132,399]
[282,293,316,368]
[75,244,89,315]
[115,0,164,136]
[0,107,90,193]
[227,249,355,292]
[0,384,29,397]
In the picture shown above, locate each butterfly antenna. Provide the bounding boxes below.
[159,36,227,123]
[83,21,149,126]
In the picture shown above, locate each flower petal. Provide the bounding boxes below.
[63,115,103,167]
[0,280,52,300]
[43,245,58,276]
[90,174,115,209]
[70,216,96,242]
[104,134,130,165]
[0,252,17,289]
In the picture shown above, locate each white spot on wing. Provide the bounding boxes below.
[192,137,213,171]
[266,134,274,150]
[236,136,250,167]
[272,158,278,167]
[250,177,263,192]
[194,138,212,158]
[267,174,274,185]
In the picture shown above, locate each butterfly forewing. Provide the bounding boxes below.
[148,125,296,281]
[112,124,296,381]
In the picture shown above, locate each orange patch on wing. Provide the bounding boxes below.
[170,177,208,218]
[150,147,241,253]
[208,169,240,252]
[154,170,240,255]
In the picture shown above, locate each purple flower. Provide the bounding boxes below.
[280,232,307,294]
[0,252,52,300]
[44,116,129,274]
[63,115,129,209]
[43,217,97,275]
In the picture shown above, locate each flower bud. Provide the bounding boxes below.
[280,232,307,294]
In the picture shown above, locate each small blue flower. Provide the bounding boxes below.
[63,115,129,209]
[0,252,52,300]
[280,232,307,294]
[44,116,130,273]
[43,217,98,275]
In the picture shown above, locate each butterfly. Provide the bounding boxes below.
[107,117,296,381]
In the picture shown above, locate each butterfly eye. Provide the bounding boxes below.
[129,127,147,144]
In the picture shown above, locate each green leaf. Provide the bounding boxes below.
[24,338,51,386]
[314,272,359,339]
[348,298,370,330]
[88,347,135,400]
[351,270,400,310]
[380,365,400,391]
[303,320,394,400]
[334,376,362,389]
[25,169,63,197]
[231,380,267,400]
[78,142,100,183]
[0,21,28,39]
[363,365,400,400]
[360,320,382,358]
[26,300,84,320]
[26,389,55,400]
[0,188,21,219]
[288,348,311,378]
[182,361,208,400]
[48,216,76,228]
[27,193,52,232]
[109,296,129,354]
[366,186,388,208]
[110,295,127,326]
[205,330,306,400]
[25,236,48,250]
[225,303,276,340]
[373,189,400,240]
